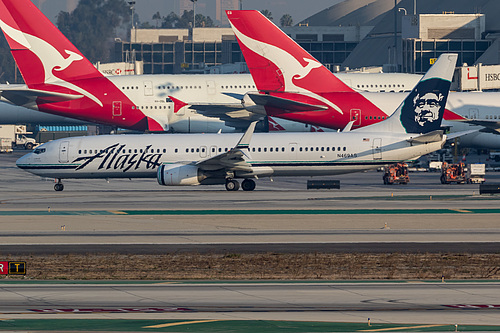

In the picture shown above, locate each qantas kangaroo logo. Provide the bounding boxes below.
[0,19,103,107]
[230,22,344,115]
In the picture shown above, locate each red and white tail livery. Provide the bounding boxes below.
[227,10,390,129]
[0,0,168,131]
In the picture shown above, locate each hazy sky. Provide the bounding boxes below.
[37,0,344,27]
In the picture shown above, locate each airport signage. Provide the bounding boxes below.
[0,261,26,275]
[0,261,7,275]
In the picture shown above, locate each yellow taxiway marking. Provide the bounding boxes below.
[452,209,472,213]
[144,319,222,328]
[109,211,128,215]
[359,324,446,331]
[152,281,179,285]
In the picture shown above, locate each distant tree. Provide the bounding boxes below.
[162,11,180,28]
[280,14,293,27]
[139,21,154,29]
[0,33,18,83]
[260,9,273,21]
[152,11,162,28]
[56,0,130,63]
[177,10,194,28]
[195,13,214,27]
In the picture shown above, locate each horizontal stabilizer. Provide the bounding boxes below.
[453,119,500,133]
[446,129,480,141]
[246,93,328,112]
[0,88,83,106]
[407,130,444,144]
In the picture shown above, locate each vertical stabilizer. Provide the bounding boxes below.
[0,0,103,87]
[226,10,353,94]
[361,53,457,134]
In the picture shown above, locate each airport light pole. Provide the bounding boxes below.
[128,1,136,42]
[191,0,198,28]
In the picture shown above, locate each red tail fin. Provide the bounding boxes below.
[226,10,353,93]
[0,0,102,87]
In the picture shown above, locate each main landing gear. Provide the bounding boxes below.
[54,179,64,191]
[225,178,256,191]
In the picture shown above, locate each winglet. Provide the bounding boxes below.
[342,121,355,132]
[236,121,257,149]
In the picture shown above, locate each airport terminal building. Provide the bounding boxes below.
[113,0,500,76]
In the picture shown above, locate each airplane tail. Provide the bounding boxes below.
[226,10,353,93]
[0,0,102,88]
[361,53,457,134]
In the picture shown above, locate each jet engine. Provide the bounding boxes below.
[157,164,205,186]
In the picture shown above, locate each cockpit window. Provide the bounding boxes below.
[33,148,46,155]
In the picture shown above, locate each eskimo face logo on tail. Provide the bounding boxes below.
[230,21,343,115]
[0,19,103,107]
[400,79,449,133]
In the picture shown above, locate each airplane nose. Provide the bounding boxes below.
[16,152,32,168]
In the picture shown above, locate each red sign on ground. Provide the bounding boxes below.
[0,261,7,275]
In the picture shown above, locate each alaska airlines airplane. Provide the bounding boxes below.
[228,10,500,147]
[17,54,458,191]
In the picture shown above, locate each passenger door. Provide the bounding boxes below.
[59,141,69,163]
[372,138,382,160]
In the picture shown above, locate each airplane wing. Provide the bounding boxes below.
[458,119,500,133]
[168,95,263,130]
[195,121,257,172]
[0,87,83,107]
[245,93,329,113]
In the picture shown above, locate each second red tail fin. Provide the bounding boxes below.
[227,10,353,94]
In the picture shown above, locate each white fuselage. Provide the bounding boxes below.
[17,131,444,181]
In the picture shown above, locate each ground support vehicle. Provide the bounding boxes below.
[383,163,410,185]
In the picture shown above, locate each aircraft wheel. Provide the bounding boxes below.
[54,183,64,191]
[225,179,240,191]
[25,142,33,150]
[241,179,256,191]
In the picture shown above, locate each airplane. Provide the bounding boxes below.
[227,10,500,148]
[16,53,459,192]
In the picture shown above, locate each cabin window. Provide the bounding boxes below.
[258,148,261,152]
[305,147,308,152]
[326,147,330,151]
[225,148,228,152]
[343,147,347,151]
[196,148,200,153]
[282,147,285,152]
[291,147,295,152]
[321,147,324,152]
[263,147,267,152]
[252,147,256,152]
[175,148,178,153]
[299,147,303,152]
